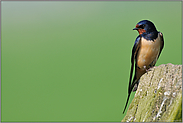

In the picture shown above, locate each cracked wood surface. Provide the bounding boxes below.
[122,63,182,122]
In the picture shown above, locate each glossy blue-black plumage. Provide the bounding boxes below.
[128,36,140,94]
[135,20,158,41]
[134,20,157,32]
[141,31,158,41]
[132,36,140,63]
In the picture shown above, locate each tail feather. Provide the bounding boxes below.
[123,92,131,114]
[123,76,137,114]
[132,80,139,92]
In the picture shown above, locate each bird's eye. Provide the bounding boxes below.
[139,24,145,29]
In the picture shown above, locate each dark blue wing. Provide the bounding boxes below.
[128,36,141,93]
[123,35,141,114]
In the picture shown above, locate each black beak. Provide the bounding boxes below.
[133,27,139,30]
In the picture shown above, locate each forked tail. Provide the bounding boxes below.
[123,77,137,114]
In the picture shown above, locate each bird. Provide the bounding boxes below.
[123,20,164,114]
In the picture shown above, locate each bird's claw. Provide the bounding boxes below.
[143,66,153,75]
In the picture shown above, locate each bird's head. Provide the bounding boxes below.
[133,20,157,35]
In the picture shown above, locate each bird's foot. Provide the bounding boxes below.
[132,84,138,92]
[143,66,154,74]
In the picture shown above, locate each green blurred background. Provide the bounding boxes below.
[1,1,181,122]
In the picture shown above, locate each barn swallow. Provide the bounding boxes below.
[123,20,164,114]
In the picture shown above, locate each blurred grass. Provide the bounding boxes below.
[1,1,181,122]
